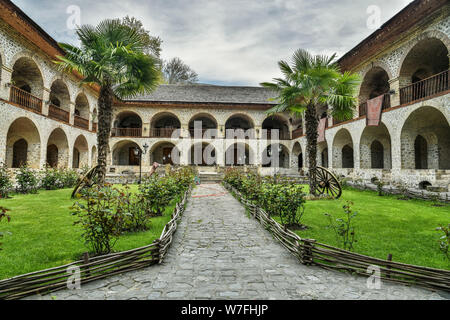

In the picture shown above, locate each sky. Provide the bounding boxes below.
[12,0,413,86]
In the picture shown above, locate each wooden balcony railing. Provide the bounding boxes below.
[359,94,391,117]
[111,127,142,137]
[292,128,304,139]
[262,130,290,141]
[189,129,219,138]
[400,69,449,105]
[74,115,89,130]
[9,85,42,113]
[48,104,70,123]
[149,127,178,138]
[92,123,97,132]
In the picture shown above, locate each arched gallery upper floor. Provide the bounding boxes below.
[0,14,99,133]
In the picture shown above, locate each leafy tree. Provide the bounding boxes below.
[163,57,199,84]
[261,49,359,194]
[56,19,160,184]
[121,16,162,58]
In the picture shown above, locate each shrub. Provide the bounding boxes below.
[436,224,449,260]
[61,169,80,188]
[259,182,306,228]
[223,168,244,190]
[120,184,151,232]
[324,201,358,251]
[139,174,178,216]
[71,184,128,255]
[15,165,38,194]
[0,206,11,251]
[40,166,65,190]
[0,163,13,199]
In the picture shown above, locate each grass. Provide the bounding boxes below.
[0,186,178,280]
[282,186,450,270]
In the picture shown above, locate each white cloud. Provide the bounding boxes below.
[11,0,414,86]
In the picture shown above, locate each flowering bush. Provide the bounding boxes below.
[15,165,38,194]
[224,169,306,228]
[0,206,11,251]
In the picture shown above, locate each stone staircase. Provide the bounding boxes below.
[197,172,224,184]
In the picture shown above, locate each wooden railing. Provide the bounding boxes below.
[111,127,142,137]
[359,94,391,117]
[189,128,218,138]
[400,69,449,105]
[9,85,42,113]
[149,127,178,138]
[262,130,290,141]
[92,123,97,132]
[74,115,89,130]
[48,104,70,123]
[292,128,304,139]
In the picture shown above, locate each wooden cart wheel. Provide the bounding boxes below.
[71,165,100,198]
[314,166,342,199]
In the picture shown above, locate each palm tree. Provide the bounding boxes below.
[55,19,161,184]
[261,49,360,195]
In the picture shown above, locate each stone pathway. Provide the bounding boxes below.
[28,184,447,300]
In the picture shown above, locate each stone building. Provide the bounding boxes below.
[0,0,448,190]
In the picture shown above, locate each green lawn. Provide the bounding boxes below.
[284,186,450,270]
[0,187,178,280]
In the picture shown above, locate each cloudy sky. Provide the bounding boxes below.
[12,0,413,86]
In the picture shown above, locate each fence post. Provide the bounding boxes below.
[83,252,91,277]
[386,253,393,279]
[302,239,316,266]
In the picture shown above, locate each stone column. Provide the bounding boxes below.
[181,123,189,139]
[389,77,401,107]
[142,122,150,137]
[42,88,51,116]
[69,102,75,125]
[0,66,12,101]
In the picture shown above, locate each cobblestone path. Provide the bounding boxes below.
[29,184,447,300]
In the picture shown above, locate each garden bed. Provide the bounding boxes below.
[0,185,193,300]
[224,182,450,293]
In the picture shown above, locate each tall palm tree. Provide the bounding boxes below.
[55,19,161,184]
[261,49,360,195]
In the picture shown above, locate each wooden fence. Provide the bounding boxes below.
[0,186,192,300]
[223,182,450,293]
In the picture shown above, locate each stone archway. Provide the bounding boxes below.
[262,143,290,168]
[225,143,254,166]
[112,140,141,166]
[150,141,180,165]
[401,106,450,169]
[5,117,41,168]
[360,123,392,169]
[333,129,354,169]
[189,143,217,166]
[46,128,69,168]
[73,135,89,169]
[292,142,303,169]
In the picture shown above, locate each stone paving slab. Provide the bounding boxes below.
[27,184,447,300]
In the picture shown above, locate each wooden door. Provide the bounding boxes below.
[163,147,173,165]
[129,147,140,166]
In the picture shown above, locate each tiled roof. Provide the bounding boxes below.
[127,84,278,105]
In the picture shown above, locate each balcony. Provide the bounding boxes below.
[149,128,178,138]
[359,94,391,117]
[74,115,89,130]
[9,85,42,113]
[292,128,304,139]
[111,127,142,137]
[400,69,449,105]
[48,104,70,123]
[262,130,290,141]
[92,123,97,132]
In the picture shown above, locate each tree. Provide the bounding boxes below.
[56,19,161,184]
[121,16,162,58]
[163,57,199,84]
[261,49,359,195]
